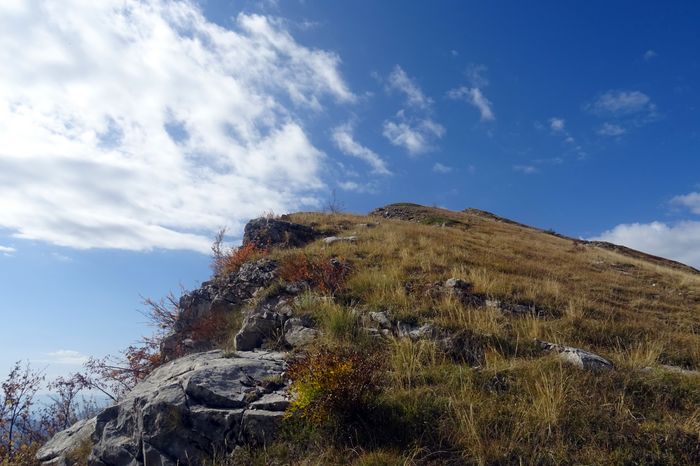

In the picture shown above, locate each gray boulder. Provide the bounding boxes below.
[37,417,96,465]
[243,217,319,250]
[536,340,613,371]
[323,236,357,245]
[235,311,285,351]
[283,318,318,347]
[38,350,289,466]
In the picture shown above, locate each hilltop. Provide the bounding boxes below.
[38,204,700,465]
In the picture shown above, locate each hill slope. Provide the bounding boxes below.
[269,204,700,464]
[40,204,700,465]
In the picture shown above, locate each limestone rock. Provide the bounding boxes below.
[536,340,613,371]
[283,318,318,347]
[368,311,392,329]
[39,350,289,466]
[243,217,319,250]
[36,417,96,465]
[235,310,284,351]
[323,236,357,245]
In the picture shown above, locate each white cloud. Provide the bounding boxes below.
[644,49,657,61]
[0,245,16,255]
[587,90,654,117]
[0,0,355,253]
[331,123,390,175]
[671,192,700,215]
[432,163,452,174]
[513,165,538,174]
[382,116,445,156]
[41,350,89,366]
[465,64,489,88]
[382,65,444,155]
[448,87,495,121]
[592,221,700,268]
[598,122,626,136]
[549,117,565,132]
[386,65,432,109]
[337,180,376,194]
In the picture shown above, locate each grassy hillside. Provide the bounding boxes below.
[227,204,700,465]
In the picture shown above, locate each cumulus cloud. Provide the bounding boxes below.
[592,221,700,268]
[383,115,445,156]
[331,123,390,175]
[671,192,700,214]
[593,191,700,268]
[0,0,355,253]
[432,163,452,174]
[643,49,657,61]
[587,90,654,117]
[386,65,432,109]
[549,118,565,132]
[448,87,495,121]
[598,122,626,136]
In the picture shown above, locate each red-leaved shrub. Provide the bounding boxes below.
[279,254,352,295]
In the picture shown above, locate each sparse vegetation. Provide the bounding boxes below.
[251,206,700,464]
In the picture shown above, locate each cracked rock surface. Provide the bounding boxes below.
[38,350,289,466]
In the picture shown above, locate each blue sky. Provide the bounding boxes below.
[1,0,699,378]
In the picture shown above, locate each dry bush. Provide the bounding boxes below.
[279,253,352,295]
[287,346,385,426]
[211,228,267,277]
[217,241,266,277]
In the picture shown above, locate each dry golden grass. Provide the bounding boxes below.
[251,205,700,465]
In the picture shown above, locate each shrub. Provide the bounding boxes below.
[279,253,352,295]
[286,346,384,426]
[211,229,267,277]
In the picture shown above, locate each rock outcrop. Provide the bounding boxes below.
[535,340,613,371]
[243,217,320,250]
[161,258,279,359]
[38,350,289,466]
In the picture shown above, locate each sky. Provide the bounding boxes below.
[1,0,699,379]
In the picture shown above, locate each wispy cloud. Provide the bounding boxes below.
[671,192,700,215]
[448,64,495,122]
[448,87,495,121]
[432,163,452,174]
[586,90,655,117]
[0,1,355,253]
[383,114,445,156]
[332,123,391,175]
[598,122,626,136]
[382,66,445,155]
[513,165,538,174]
[0,245,16,255]
[337,180,376,194]
[40,350,89,366]
[643,49,658,61]
[386,65,432,109]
